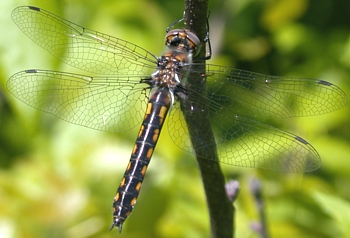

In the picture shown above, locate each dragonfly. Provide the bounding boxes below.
[8,6,347,232]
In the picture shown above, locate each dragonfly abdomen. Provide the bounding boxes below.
[111,87,172,232]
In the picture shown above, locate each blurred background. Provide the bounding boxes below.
[0,0,349,237]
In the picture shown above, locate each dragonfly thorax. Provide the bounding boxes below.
[153,50,191,89]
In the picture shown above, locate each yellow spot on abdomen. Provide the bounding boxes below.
[131,197,137,207]
[120,178,126,187]
[159,106,168,118]
[146,148,154,160]
[132,144,138,155]
[136,182,142,191]
[114,192,120,202]
[152,129,160,142]
[141,165,148,176]
[126,162,131,171]
[138,125,145,138]
[146,103,152,115]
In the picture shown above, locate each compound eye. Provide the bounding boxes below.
[165,29,201,56]
[185,30,201,56]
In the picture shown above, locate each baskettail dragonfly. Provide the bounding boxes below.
[8,6,347,232]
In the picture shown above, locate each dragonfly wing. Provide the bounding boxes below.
[167,102,194,153]
[8,70,150,132]
[167,64,335,172]
[11,6,157,75]
[203,64,347,119]
[212,114,321,172]
[168,99,321,172]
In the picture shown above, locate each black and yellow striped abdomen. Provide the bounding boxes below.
[111,87,172,231]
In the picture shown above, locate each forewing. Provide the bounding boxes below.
[11,6,157,75]
[204,64,347,119]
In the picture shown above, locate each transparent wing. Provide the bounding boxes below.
[202,65,347,118]
[204,64,347,118]
[215,115,321,172]
[167,64,347,172]
[11,6,158,75]
[8,70,149,132]
[169,107,320,172]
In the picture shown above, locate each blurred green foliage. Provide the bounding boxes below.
[0,0,349,237]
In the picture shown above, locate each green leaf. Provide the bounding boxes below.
[313,191,350,237]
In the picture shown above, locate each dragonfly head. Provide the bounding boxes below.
[165,29,201,56]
